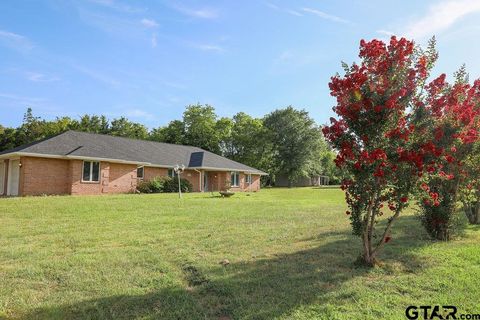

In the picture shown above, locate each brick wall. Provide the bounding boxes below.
[70,160,137,195]
[143,167,168,181]
[19,157,70,195]
[248,174,261,192]
[108,163,137,193]
[182,169,201,192]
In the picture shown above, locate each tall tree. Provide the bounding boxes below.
[0,127,17,151]
[216,117,234,156]
[14,108,47,146]
[263,106,322,186]
[228,112,272,176]
[72,115,110,133]
[182,104,220,152]
[109,117,149,139]
[150,120,185,144]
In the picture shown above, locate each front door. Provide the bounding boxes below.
[0,161,4,195]
[7,159,19,196]
[203,172,208,192]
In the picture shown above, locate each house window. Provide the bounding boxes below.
[246,174,252,185]
[168,169,177,178]
[230,172,240,187]
[82,161,100,182]
[137,166,144,179]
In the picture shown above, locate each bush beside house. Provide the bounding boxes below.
[137,177,193,194]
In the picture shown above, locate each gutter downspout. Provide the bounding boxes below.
[193,169,202,192]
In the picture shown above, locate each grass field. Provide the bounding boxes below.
[0,188,479,319]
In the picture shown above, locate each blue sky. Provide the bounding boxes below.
[2,0,480,128]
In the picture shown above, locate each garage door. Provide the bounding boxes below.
[7,159,19,196]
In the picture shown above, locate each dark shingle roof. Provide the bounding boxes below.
[0,131,267,174]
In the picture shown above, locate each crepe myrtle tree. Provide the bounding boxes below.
[416,69,480,236]
[461,142,480,224]
[323,36,439,266]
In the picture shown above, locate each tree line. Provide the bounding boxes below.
[0,106,339,185]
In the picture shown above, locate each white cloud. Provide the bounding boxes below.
[266,2,303,16]
[192,43,225,53]
[151,33,158,48]
[87,0,145,13]
[285,9,303,17]
[0,30,34,52]
[141,18,159,28]
[301,7,350,24]
[402,0,480,40]
[173,5,219,19]
[26,72,59,82]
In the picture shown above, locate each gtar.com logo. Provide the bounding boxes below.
[406,306,480,320]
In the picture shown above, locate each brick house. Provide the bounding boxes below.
[0,131,267,196]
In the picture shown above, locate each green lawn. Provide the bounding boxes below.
[0,188,479,319]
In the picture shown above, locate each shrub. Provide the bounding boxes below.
[137,177,193,193]
[137,177,165,193]
[417,184,458,240]
[162,177,193,193]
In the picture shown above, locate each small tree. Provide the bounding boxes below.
[416,69,480,238]
[323,37,438,266]
[461,140,480,224]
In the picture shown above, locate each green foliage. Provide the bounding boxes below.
[263,106,324,186]
[182,104,220,153]
[459,142,480,224]
[229,112,270,170]
[162,177,193,193]
[137,177,166,193]
[149,120,185,144]
[137,177,193,193]
[109,117,148,139]
[0,109,150,151]
[72,115,109,133]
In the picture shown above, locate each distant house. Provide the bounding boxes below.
[0,131,267,196]
[275,174,330,187]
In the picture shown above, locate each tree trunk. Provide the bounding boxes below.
[464,201,480,224]
[359,203,378,267]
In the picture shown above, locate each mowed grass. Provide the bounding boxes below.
[0,188,479,320]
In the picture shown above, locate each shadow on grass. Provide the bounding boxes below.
[16,216,431,320]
